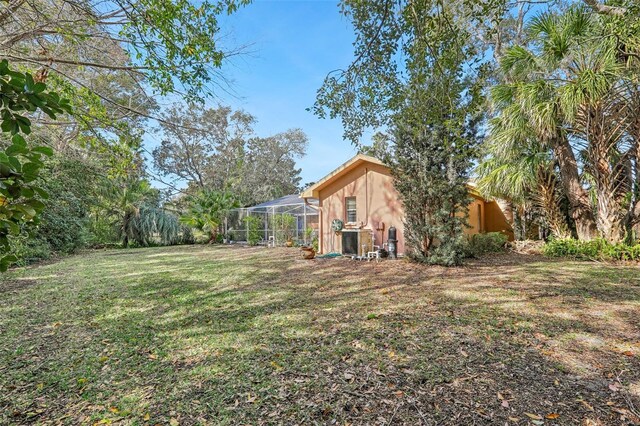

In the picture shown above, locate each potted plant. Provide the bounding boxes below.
[274,213,296,247]
[300,245,315,259]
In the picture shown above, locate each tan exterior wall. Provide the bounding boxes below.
[318,162,406,255]
[315,162,512,255]
[484,200,515,241]
[312,155,513,255]
[467,197,485,235]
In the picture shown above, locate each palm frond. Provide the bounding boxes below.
[500,46,537,79]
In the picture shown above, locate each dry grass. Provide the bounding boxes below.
[0,245,639,425]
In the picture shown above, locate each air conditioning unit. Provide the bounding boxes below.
[341,230,372,256]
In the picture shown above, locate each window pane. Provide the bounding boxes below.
[346,197,356,222]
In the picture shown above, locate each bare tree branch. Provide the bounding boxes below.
[581,0,627,16]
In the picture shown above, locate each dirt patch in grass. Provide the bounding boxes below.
[0,278,40,294]
[1,246,639,425]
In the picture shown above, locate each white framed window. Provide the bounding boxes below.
[345,197,357,223]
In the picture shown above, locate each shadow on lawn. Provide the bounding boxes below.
[1,246,639,425]
[106,250,640,424]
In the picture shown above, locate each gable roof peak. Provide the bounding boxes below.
[300,154,386,199]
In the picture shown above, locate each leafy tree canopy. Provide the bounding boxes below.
[153,104,308,206]
[1,0,251,101]
[0,60,72,270]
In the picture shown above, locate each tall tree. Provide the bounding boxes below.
[314,0,484,264]
[153,105,307,206]
[241,129,307,204]
[153,104,254,190]
[476,112,571,239]
[0,0,250,101]
[487,5,640,243]
[0,0,251,180]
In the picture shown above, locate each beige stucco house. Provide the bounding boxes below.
[300,154,513,256]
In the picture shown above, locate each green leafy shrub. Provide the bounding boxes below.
[468,232,508,256]
[273,213,296,244]
[244,216,262,246]
[180,226,195,244]
[543,238,640,261]
[9,235,52,266]
[0,60,72,270]
[180,189,238,243]
[37,180,89,254]
[87,217,119,248]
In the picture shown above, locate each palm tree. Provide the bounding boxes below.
[477,112,571,239]
[180,189,239,243]
[486,6,640,242]
[100,179,181,247]
[486,54,596,239]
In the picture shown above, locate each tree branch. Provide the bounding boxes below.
[3,54,149,72]
[581,0,627,16]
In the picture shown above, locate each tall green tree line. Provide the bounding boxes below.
[478,3,640,243]
[317,0,640,262]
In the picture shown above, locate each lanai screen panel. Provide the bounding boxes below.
[226,194,318,245]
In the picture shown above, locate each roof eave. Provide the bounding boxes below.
[299,154,385,200]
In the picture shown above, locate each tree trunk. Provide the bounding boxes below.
[536,168,571,239]
[552,137,598,240]
[582,102,630,244]
[596,187,626,243]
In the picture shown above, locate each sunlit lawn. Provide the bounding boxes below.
[1,245,639,425]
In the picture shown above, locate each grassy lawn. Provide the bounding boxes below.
[1,246,639,425]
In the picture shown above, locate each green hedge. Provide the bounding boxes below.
[468,232,509,256]
[543,238,640,261]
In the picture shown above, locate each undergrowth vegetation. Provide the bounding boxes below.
[543,238,640,261]
[467,232,508,256]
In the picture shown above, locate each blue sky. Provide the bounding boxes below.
[205,0,359,185]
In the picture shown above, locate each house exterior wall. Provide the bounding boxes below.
[467,197,485,234]
[315,161,509,255]
[317,162,406,255]
[484,200,515,240]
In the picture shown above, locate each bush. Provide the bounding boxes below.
[9,235,52,266]
[87,217,119,247]
[543,238,640,261]
[468,232,508,256]
[38,190,89,254]
[180,226,195,244]
[273,213,296,244]
[244,216,262,246]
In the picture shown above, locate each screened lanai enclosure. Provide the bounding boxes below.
[225,194,319,245]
